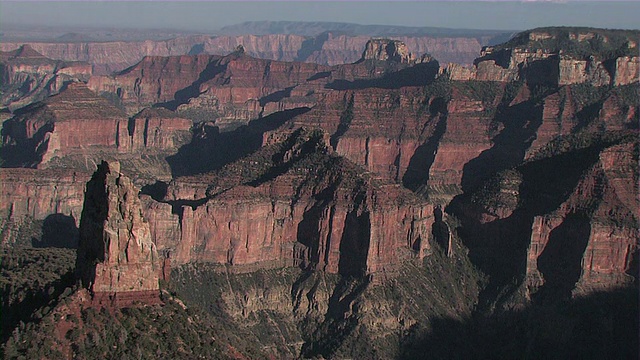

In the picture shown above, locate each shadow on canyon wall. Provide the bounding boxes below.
[449,140,608,312]
[166,107,311,177]
[326,61,440,90]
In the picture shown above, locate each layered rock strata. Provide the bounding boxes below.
[87,43,439,125]
[0,168,90,245]
[0,45,92,111]
[446,29,639,86]
[1,32,499,75]
[143,129,433,274]
[526,141,639,295]
[1,83,191,179]
[76,161,160,306]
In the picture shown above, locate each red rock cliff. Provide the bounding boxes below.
[0,168,91,245]
[526,141,639,295]
[76,161,161,306]
[142,129,433,274]
[1,32,493,76]
[0,45,92,110]
[2,83,191,180]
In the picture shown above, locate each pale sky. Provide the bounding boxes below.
[0,1,639,32]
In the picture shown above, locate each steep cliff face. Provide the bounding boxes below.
[87,46,438,127]
[0,45,92,111]
[1,31,497,77]
[361,39,415,63]
[123,108,192,151]
[0,168,90,245]
[446,28,639,86]
[1,83,128,167]
[1,26,638,359]
[1,83,192,179]
[283,86,440,185]
[143,128,433,274]
[455,130,638,308]
[87,51,329,120]
[86,54,220,115]
[526,141,638,296]
[76,161,160,306]
[169,248,481,360]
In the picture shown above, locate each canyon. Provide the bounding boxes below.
[0,23,510,77]
[1,26,638,358]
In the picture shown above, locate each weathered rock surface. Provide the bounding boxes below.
[76,161,160,306]
[124,108,192,151]
[1,83,128,167]
[283,86,443,186]
[360,39,415,63]
[0,168,90,245]
[0,45,92,111]
[87,47,439,126]
[1,83,191,180]
[446,29,639,86]
[1,27,637,303]
[1,31,500,76]
[143,129,433,274]
[526,141,639,295]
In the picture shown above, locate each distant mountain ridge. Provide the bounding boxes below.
[217,20,514,40]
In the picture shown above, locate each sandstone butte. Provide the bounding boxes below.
[0,31,498,75]
[0,28,638,303]
[0,45,92,111]
[85,40,438,120]
[445,29,639,86]
[75,160,161,307]
[147,128,433,275]
[1,82,192,178]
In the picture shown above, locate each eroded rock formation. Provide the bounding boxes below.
[1,27,637,302]
[0,45,91,111]
[361,39,415,63]
[0,168,90,245]
[1,31,501,75]
[1,83,191,180]
[76,161,160,306]
[526,141,639,296]
[143,128,433,275]
[446,29,639,86]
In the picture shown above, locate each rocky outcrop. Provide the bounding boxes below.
[613,56,639,86]
[76,161,161,306]
[447,28,639,86]
[87,52,329,120]
[526,141,639,295]
[428,86,495,196]
[1,83,128,167]
[86,54,220,115]
[1,83,191,180]
[143,129,433,274]
[557,58,611,86]
[87,49,439,126]
[0,45,92,111]
[1,26,637,307]
[360,39,415,63]
[0,168,91,245]
[280,82,444,187]
[123,108,192,151]
[1,32,498,77]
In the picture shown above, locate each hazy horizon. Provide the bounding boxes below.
[1,1,639,33]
